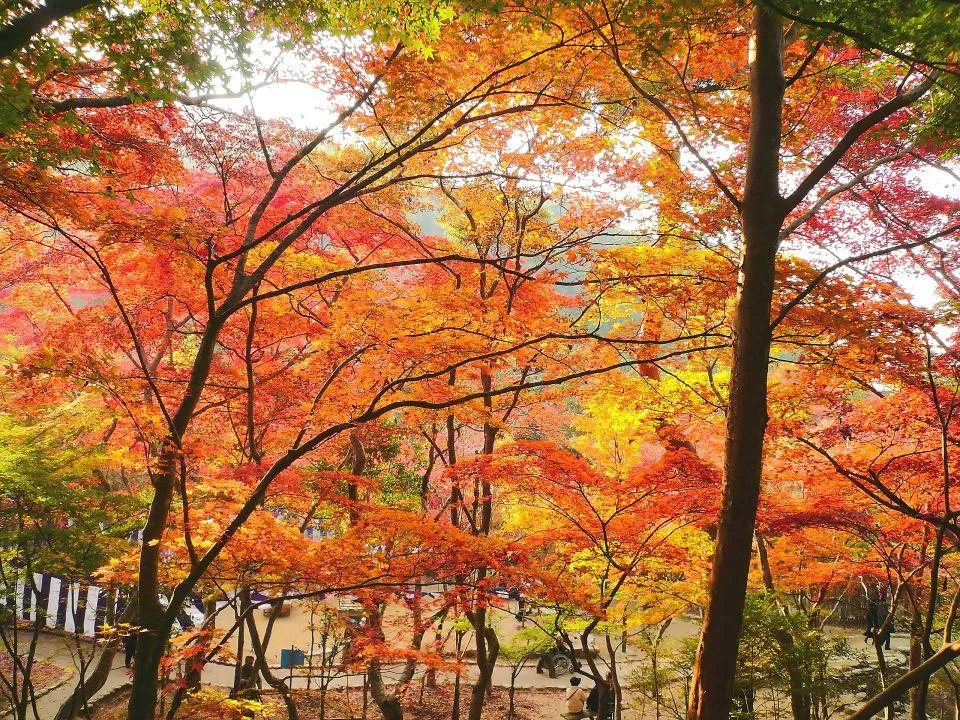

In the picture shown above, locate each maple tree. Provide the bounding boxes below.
[472,439,718,715]
[1,18,721,718]
[0,414,138,720]
[552,3,960,718]
[1,2,960,720]
[782,336,960,719]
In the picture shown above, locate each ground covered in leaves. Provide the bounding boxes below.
[0,653,71,706]
[92,684,562,720]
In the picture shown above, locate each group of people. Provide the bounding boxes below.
[564,674,613,720]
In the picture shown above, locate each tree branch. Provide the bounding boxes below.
[0,0,98,59]
[848,642,960,720]
[770,223,960,330]
[783,74,936,212]
[779,145,913,241]
[759,0,960,78]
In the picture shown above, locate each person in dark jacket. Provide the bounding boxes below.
[123,630,137,668]
[864,581,894,649]
[237,655,259,692]
[876,617,894,650]
[586,672,613,720]
[864,583,883,639]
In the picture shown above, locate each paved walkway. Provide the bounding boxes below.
[31,659,131,718]
[9,622,914,719]
[201,657,592,690]
[9,631,583,718]
[2,632,130,719]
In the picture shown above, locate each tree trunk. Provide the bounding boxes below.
[241,590,299,720]
[464,368,499,720]
[366,602,425,720]
[348,431,365,524]
[912,528,932,720]
[872,630,893,720]
[849,642,960,720]
[452,630,465,720]
[606,634,621,720]
[756,534,811,720]
[53,642,118,720]
[368,662,404,720]
[234,603,246,691]
[466,616,499,720]
[789,673,812,720]
[369,640,404,720]
[128,442,179,719]
[425,616,445,689]
[688,7,785,720]
[918,415,951,720]
[126,306,227,720]
[447,370,460,529]
[451,671,461,720]
[911,605,926,720]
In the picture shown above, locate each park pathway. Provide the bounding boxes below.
[13,631,577,718]
[10,624,913,719]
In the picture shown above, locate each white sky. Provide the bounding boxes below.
[213,81,959,312]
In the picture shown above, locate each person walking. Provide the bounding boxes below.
[123,629,137,668]
[876,616,894,650]
[864,581,894,649]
